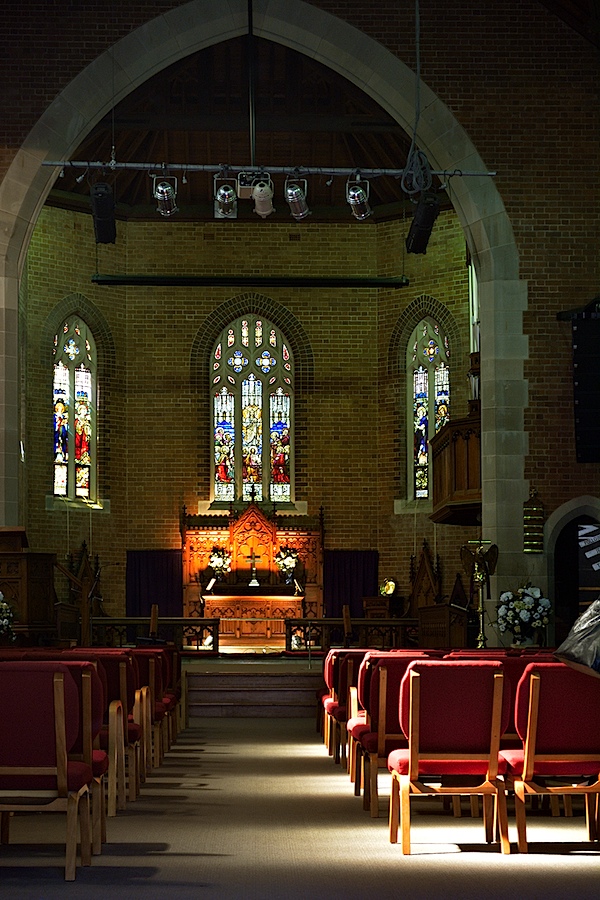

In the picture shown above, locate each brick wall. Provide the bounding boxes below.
[4,0,600,613]
[24,204,471,610]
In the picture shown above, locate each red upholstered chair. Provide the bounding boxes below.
[321,649,369,760]
[359,654,420,817]
[388,659,511,854]
[57,660,109,856]
[61,649,132,812]
[130,648,169,768]
[346,651,381,784]
[328,649,370,765]
[20,651,112,850]
[0,661,93,880]
[501,661,600,852]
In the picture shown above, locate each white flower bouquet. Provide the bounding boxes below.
[275,546,298,575]
[0,591,16,642]
[496,583,551,642]
[209,547,232,577]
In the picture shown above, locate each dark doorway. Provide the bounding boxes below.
[554,515,600,645]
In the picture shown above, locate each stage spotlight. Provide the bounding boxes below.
[152,176,178,217]
[214,181,238,219]
[346,180,372,220]
[90,182,116,244]
[284,179,310,220]
[252,178,275,218]
[405,191,440,254]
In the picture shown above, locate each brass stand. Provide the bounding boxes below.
[461,539,499,650]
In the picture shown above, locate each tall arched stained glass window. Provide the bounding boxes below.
[409,317,450,500]
[211,315,294,504]
[52,317,97,500]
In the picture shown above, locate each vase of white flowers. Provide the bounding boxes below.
[496,583,552,645]
[208,547,232,581]
[0,592,16,644]
[275,546,298,584]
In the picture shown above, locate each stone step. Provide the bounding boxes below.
[186,669,324,719]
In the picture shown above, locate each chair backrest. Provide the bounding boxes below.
[65,649,135,715]
[59,660,104,758]
[61,651,110,716]
[368,654,419,737]
[0,661,80,793]
[514,661,600,754]
[400,659,510,755]
[336,649,370,706]
[130,648,164,705]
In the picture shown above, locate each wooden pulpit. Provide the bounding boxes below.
[0,527,57,642]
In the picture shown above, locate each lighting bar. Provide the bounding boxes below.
[43,160,496,178]
[91,274,410,288]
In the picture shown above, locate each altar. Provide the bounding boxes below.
[181,502,323,643]
[203,592,303,640]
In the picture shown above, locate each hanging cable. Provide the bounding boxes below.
[400,0,432,196]
[247,0,256,168]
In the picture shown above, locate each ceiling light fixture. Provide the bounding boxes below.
[251,177,275,218]
[214,177,238,219]
[284,178,310,220]
[346,177,372,221]
[152,175,178,217]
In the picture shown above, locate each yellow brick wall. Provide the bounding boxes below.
[24,204,474,612]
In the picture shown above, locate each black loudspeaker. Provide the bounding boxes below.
[405,192,440,254]
[572,318,600,462]
[90,182,116,244]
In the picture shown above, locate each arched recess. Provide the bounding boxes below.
[41,294,117,505]
[0,0,526,588]
[388,295,463,504]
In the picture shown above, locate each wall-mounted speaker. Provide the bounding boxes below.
[405,192,440,254]
[90,182,116,244]
[572,318,600,462]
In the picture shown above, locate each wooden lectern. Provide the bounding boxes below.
[0,527,57,643]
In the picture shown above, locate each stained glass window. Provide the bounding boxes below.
[211,315,294,504]
[408,317,450,500]
[52,317,97,500]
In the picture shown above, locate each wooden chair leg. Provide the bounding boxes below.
[389,772,400,843]
[452,796,462,817]
[369,753,380,818]
[514,781,529,853]
[470,795,480,817]
[400,775,412,855]
[91,779,104,855]
[585,794,598,841]
[495,786,511,854]
[362,755,371,811]
[483,794,494,843]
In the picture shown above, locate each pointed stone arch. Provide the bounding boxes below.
[0,0,526,583]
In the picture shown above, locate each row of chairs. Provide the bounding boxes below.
[0,643,181,880]
[318,646,600,854]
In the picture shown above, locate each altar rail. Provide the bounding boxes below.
[91,617,220,651]
[285,617,419,652]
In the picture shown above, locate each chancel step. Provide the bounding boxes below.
[186,670,324,719]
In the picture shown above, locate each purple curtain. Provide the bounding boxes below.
[126,549,183,617]
[323,549,379,617]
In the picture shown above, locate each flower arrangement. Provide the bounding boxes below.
[496,583,551,643]
[208,547,232,578]
[275,546,299,575]
[0,592,16,643]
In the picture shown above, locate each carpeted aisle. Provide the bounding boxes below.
[1,717,599,898]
